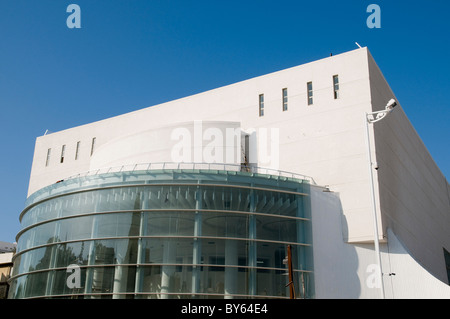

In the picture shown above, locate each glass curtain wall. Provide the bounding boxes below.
[9,170,313,299]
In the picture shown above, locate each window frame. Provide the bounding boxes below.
[60,145,66,163]
[45,148,51,167]
[90,137,96,156]
[75,141,81,160]
[259,94,264,117]
[282,88,288,111]
[333,75,340,99]
[307,81,313,105]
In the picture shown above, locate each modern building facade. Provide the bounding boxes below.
[8,47,450,298]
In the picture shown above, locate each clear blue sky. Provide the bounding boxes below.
[1,0,449,243]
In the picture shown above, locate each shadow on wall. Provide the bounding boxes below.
[384,228,450,299]
[311,187,361,298]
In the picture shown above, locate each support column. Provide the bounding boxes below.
[224,239,237,298]
[84,196,100,298]
[112,239,129,299]
[134,190,149,298]
[112,264,126,299]
[248,188,257,296]
[191,186,202,297]
[45,200,62,296]
[160,240,176,298]
[84,215,99,298]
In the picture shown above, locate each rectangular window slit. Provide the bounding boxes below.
[307,81,313,105]
[282,88,288,111]
[259,94,264,117]
[45,148,51,167]
[90,137,96,156]
[333,75,340,99]
[60,145,66,163]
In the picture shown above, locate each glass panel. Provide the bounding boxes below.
[202,239,247,267]
[93,239,138,265]
[58,215,94,241]
[141,238,193,265]
[13,247,49,275]
[58,192,101,218]
[333,75,339,84]
[22,198,63,228]
[55,241,90,268]
[23,271,49,298]
[96,212,140,238]
[19,221,57,250]
[253,189,299,217]
[201,212,248,239]
[145,211,195,237]
[51,267,87,297]
[8,275,25,299]
[202,186,251,211]
[257,215,298,243]
[91,266,115,294]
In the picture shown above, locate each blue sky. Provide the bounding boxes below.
[0,0,449,243]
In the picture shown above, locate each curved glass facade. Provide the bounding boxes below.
[9,169,313,299]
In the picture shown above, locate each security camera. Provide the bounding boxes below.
[385,99,397,111]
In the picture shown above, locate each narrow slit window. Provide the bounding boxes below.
[90,137,96,156]
[45,148,51,167]
[307,82,313,105]
[333,75,340,99]
[75,141,81,160]
[282,88,288,111]
[259,94,264,117]
[60,145,66,163]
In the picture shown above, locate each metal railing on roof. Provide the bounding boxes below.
[65,162,316,184]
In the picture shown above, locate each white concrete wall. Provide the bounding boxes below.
[311,186,450,298]
[367,52,450,285]
[89,121,243,170]
[384,229,450,298]
[28,48,377,244]
[310,185,363,298]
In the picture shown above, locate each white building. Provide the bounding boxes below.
[9,47,450,299]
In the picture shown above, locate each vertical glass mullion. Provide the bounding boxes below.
[191,184,202,296]
[259,94,264,117]
[134,190,148,297]
[248,187,257,296]
[84,193,100,297]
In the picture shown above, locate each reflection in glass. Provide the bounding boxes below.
[11,172,312,299]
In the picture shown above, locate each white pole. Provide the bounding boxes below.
[364,112,385,299]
